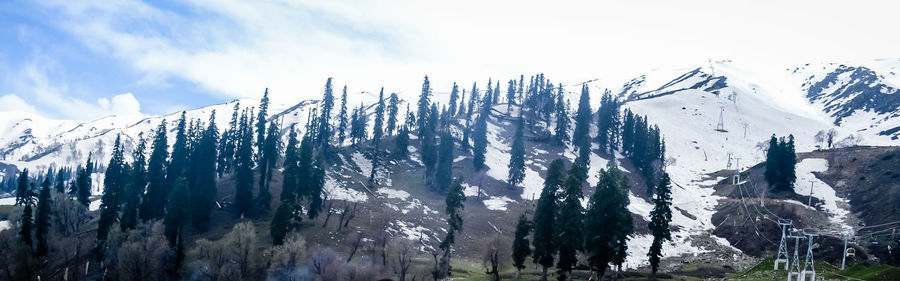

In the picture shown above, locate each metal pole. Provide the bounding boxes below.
[807,181,814,206]
[841,234,848,270]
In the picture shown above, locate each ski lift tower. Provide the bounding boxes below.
[774,219,793,270]
[787,229,805,281]
[800,229,819,281]
[715,106,728,132]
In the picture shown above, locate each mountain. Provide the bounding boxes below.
[0,61,898,271]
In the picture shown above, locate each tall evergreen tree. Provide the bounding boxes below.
[257,89,271,160]
[272,127,300,245]
[123,133,147,230]
[15,168,28,205]
[436,177,466,279]
[765,134,797,192]
[422,104,439,186]
[472,86,492,171]
[511,214,532,278]
[164,177,190,275]
[76,154,93,206]
[217,102,240,176]
[235,109,256,215]
[462,83,479,150]
[417,76,432,135]
[317,80,334,152]
[584,162,633,278]
[596,90,620,154]
[573,84,592,176]
[435,130,454,192]
[553,84,570,146]
[192,113,220,227]
[448,82,460,117]
[369,89,386,184]
[507,79,517,112]
[255,120,279,215]
[167,112,190,204]
[19,193,34,246]
[395,107,412,158]
[34,178,52,257]
[648,173,673,275]
[98,135,126,241]
[532,159,566,281]
[54,168,65,193]
[338,85,349,146]
[142,121,169,221]
[386,92,400,136]
[507,115,526,188]
[556,163,586,280]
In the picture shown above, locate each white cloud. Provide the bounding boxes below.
[28,0,900,107]
[98,93,142,116]
[0,94,39,114]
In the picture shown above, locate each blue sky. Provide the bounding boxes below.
[1,0,899,120]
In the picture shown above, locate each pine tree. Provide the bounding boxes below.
[20,193,34,246]
[556,163,585,280]
[422,104,439,186]
[270,197,296,245]
[596,90,620,154]
[386,92,400,136]
[164,176,190,275]
[395,107,412,158]
[317,80,334,152]
[448,82,460,117]
[554,84,570,146]
[15,168,28,205]
[573,84,592,176]
[584,162,633,278]
[472,86,492,171]
[435,130,454,192]
[648,173,673,275]
[507,116,526,188]
[436,177,466,279]
[255,120,279,215]
[235,109,256,215]
[257,88,271,160]
[122,134,147,231]
[511,214,532,278]
[372,88,386,144]
[142,121,169,221]
[98,135,126,241]
[417,76,432,136]
[34,178,52,257]
[217,102,240,176]
[507,79,517,112]
[54,168,65,193]
[191,112,219,228]
[338,85,349,146]
[76,154,93,206]
[307,161,325,219]
[532,159,566,280]
[493,79,500,105]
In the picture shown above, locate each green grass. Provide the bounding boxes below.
[729,258,900,281]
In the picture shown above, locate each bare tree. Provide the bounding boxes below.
[188,222,259,281]
[310,247,342,281]
[116,222,169,281]
[826,128,838,148]
[266,234,307,279]
[482,236,506,281]
[346,231,365,262]
[389,239,416,281]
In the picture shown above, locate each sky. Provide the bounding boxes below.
[1,0,898,120]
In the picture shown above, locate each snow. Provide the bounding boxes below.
[627,191,654,220]
[0,197,14,205]
[323,175,368,202]
[624,233,710,269]
[520,167,543,200]
[0,220,8,231]
[350,152,371,174]
[482,196,514,211]
[483,119,511,183]
[794,158,850,230]
[376,188,410,200]
[462,183,485,197]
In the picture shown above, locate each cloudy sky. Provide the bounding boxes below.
[1,0,898,120]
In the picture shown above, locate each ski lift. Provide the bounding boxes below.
[846,248,856,257]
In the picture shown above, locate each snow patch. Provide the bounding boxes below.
[483,196,514,211]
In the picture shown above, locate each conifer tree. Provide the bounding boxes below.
[532,159,566,280]
[192,112,219,227]
[511,214,532,278]
[167,112,189,200]
[573,84,592,176]
[422,104,439,186]
[395,106,412,158]
[493,79,500,105]
[15,168,28,205]
[507,115,526,188]
[20,193,34,246]
[648,173,673,275]
[556,163,585,280]
[164,176,190,272]
[142,121,169,221]
[217,102,240,176]
[255,120,279,215]
[257,88,271,159]
[54,168,65,193]
[554,84,570,146]
[98,135,126,241]
[34,178,52,257]
[596,90,620,154]
[123,133,147,230]
[458,89,467,118]
[507,79,517,112]
[448,82,460,117]
[436,177,466,278]
[307,161,325,219]
[472,87,492,171]
[76,154,93,206]
[372,88,386,144]
[765,134,797,191]
[235,110,255,215]
[417,76,432,135]
[435,130,454,192]
[462,83,479,150]
[584,162,633,278]
[317,80,334,152]
[386,92,400,136]
[338,85,349,146]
